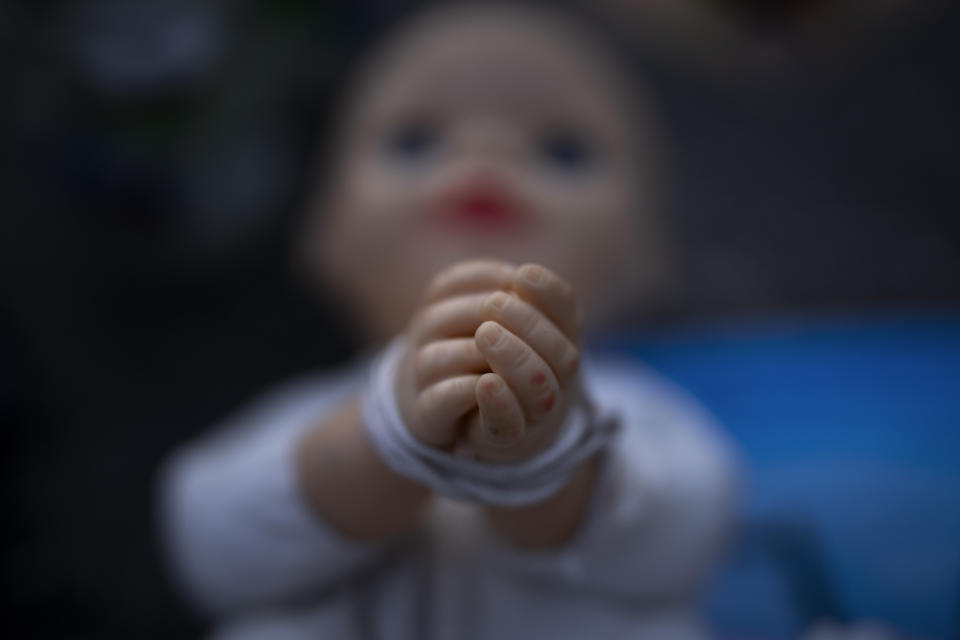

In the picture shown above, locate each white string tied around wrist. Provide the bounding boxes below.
[361,339,620,507]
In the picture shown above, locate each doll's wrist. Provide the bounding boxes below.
[362,339,618,507]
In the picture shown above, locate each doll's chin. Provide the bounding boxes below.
[411,228,549,267]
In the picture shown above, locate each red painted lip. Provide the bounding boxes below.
[433,183,529,233]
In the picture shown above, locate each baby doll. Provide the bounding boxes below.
[160,3,739,639]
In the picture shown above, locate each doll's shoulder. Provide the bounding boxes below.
[584,354,741,483]
[584,354,714,429]
[188,364,367,454]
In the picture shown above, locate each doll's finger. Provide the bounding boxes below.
[511,263,581,340]
[425,259,515,303]
[414,338,488,388]
[411,293,489,344]
[481,291,579,381]
[474,321,560,424]
[415,374,480,446]
[463,384,531,464]
[475,373,525,440]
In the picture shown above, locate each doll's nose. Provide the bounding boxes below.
[450,119,522,164]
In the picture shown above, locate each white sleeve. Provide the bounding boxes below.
[158,372,382,615]
[484,361,741,603]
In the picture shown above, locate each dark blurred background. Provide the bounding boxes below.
[1,0,958,638]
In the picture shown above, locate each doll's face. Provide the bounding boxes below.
[312,5,664,340]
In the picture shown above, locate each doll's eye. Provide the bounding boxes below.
[384,122,438,163]
[539,130,593,173]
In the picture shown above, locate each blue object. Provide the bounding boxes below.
[592,313,960,639]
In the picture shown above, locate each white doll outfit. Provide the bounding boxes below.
[160,351,740,640]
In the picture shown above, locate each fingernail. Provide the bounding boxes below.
[520,265,544,284]
[539,391,556,413]
[478,322,503,347]
[485,291,509,311]
[483,376,503,396]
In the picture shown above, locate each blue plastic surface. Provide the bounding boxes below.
[592,313,960,638]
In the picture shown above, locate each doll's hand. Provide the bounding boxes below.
[465,263,583,463]
[395,260,517,448]
[395,260,581,461]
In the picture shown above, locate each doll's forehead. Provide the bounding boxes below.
[346,6,635,127]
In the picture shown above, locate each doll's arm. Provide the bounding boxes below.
[481,368,740,604]
[483,453,602,548]
[295,397,430,540]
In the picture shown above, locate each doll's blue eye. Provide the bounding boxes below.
[384,123,438,162]
[539,131,593,173]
